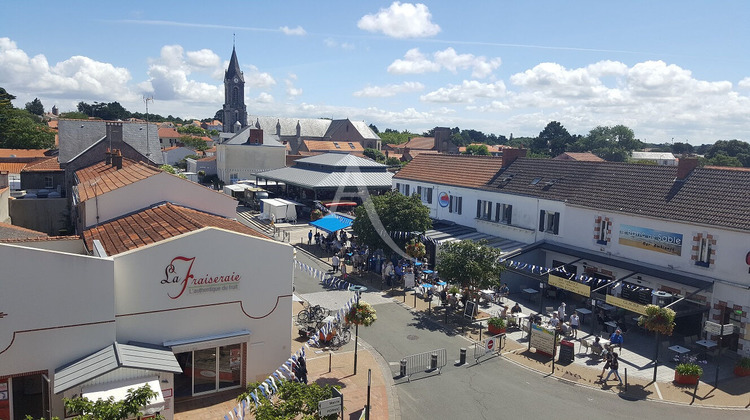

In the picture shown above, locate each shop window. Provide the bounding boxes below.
[539,210,560,234]
[175,343,243,397]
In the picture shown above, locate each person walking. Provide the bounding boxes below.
[558,302,566,321]
[308,229,313,245]
[331,254,340,273]
[601,352,623,385]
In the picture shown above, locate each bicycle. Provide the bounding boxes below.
[297,301,326,324]
[330,323,352,350]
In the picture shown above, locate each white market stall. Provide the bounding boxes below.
[260,198,302,223]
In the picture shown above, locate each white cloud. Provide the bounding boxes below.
[285,74,302,98]
[421,80,507,103]
[142,45,222,103]
[739,77,750,89]
[324,38,355,50]
[388,47,500,78]
[255,92,274,103]
[358,2,440,38]
[353,81,424,97]
[280,26,306,36]
[244,64,276,89]
[185,49,221,69]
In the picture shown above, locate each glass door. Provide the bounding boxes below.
[192,348,217,394]
[218,344,242,389]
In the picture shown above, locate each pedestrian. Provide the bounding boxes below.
[296,356,308,384]
[569,312,580,338]
[558,302,566,321]
[308,229,313,245]
[331,254,340,273]
[598,351,613,379]
[601,352,623,385]
[341,261,348,279]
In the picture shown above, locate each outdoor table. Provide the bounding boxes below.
[509,313,528,327]
[604,320,619,334]
[695,339,717,350]
[480,289,496,302]
[414,261,422,266]
[522,288,538,302]
[576,308,592,325]
[599,303,615,312]
[668,345,690,356]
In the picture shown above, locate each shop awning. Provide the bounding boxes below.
[163,330,251,354]
[83,377,164,415]
[309,214,354,234]
[423,223,528,259]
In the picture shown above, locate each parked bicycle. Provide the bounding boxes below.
[297,301,326,324]
[331,323,352,350]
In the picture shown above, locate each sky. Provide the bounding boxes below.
[2,1,749,144]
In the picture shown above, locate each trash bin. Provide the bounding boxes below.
[559,340,575,363]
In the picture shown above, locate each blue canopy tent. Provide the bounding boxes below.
[309,214,354,234]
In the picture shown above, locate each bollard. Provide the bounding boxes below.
[445,305,449,324]
[430,353,438,371]
[400,359,407,377]
[624,368,627,391]
[459,348,467,365]
[329,352,332,373]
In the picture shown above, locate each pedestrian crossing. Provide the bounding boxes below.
[236,208,274,236]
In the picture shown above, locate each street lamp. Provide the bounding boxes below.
[350,285,367,375]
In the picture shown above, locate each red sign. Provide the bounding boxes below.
[161,256,241,299]
[487,338,494,350]
[438,192,450,208]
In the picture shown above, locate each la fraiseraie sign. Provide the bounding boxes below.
[161,256,240,299]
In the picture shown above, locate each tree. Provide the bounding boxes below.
[25,384,161,420]
[0,87,15,109]
[237,381,340,420]
[368,123,379,134]
[701,152,742,167]
[0,108,55,149]
[704,140,750,167]
[179,135,209,152]
[435,239,505,293]
[462,144,490,155]
[363,148,386,162]
[24,98,44,115]
[385,156,402,166]
[177,125,208,136]
[59,111,90,119]
[352,191,432,257]
[537,121,572,156]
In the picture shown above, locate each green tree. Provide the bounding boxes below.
[0,108,55,149]
[705,140,750,167]
[462,144,490,155]
[25,384,161,420]
[352,191,432,257]
[378,129,416,145]
[238,381,340,420]
[363,148,386,162]
[179,135,209,152]
[435,239,505,293]
[385,156,402,166]
[177,125,208,136]
[24,98,44,115]
[702,151,742,167]
[537,121,573,156]
[368,123,379,134]
[160,164,177,174]
[0,87,15,109]
[59,111,90,119]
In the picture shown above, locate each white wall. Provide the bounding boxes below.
[112,227,294,383]
[0,187,9,222]
[83,172,237,228]
[162,147,196,166]
[217,144,285,184]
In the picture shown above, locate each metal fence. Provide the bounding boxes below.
[474,333,505,362]
[400,348,447,381]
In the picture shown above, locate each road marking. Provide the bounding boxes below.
[653,382,663,399]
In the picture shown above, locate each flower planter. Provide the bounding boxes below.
[674,372,700,385]
[734,366,750,377]
[488,325,506,335]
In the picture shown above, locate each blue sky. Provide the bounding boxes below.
[2,1,749,143]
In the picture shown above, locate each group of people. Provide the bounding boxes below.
[546,302,581,338]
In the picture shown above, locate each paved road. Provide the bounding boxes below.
[290,247,749,420]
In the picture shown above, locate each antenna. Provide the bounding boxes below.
[144,96,154,158]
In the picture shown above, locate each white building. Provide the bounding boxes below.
[394,151,750,356]
[0,204,292,419]
[216,126,286,185]
[631,151,678,166]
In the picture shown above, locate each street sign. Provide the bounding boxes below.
[704,321,721,335]
[319,396,342,417]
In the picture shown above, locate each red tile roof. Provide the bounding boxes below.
[21,157,62,172]
[158,127,181,138]
[0,149,49,158]
[553,152,605,162]
[198,156,216,162]
[75,158,161,202]
[394,154,505,188]
[0,222,48,241]
[302,140,364,151]
[0,162,30,174]
[83,203,269,255]
[402,137,435,150]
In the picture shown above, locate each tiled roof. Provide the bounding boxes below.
[198,156,216,162]
[0,162,30,174]
[58,120,163,165]
[21,156,62,172]
[47,120,58,129]
[303,140,364,151]
[0,149,49,158]
[553,152,605,162]
[349,121,381,140]
[402,137,435,150]
[294,153,385,168]
[0,222,48,241]
[485,158,750,232]
[394,154,505,189]
[158,127,180,138]
[75,158,161,202]
[83,203,269,255]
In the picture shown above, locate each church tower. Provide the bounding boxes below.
[222,46,247,133]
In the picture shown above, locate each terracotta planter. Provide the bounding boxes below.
[734,366,750,377]
[488,325,506,335]
[674,372,700,385]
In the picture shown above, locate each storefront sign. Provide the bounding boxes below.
[618,224,682,256]
[530,324,555,357]
[548,274,590,297]
[606,295,647,315]
[438,192,450,207]
[161,256,241,299]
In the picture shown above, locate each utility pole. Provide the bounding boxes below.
[144,96,154,158]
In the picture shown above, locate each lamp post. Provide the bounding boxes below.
[350,285,367,375]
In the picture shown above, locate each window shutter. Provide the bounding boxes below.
[417,186,422,197]
[396,182,401,193]
[539,210,546,231]
[553,212,560,234]
[405,185,410,196]
[495,203,501,222]
[458,197,462,214]
[477,200,482,218]
[449,195,453,213]
[507,205,512,224]
[427,188,433,204]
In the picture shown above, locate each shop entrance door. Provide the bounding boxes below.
[11,373,48,420]
[174,344,242,398]
[192,348,217,395]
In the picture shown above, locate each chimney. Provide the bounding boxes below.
[105,148,112,165]
[105,121,124,148]
[676,156,699,180]
[112,149,123,170]
[501,148,527,168]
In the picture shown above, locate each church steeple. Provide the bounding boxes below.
[222,46,247,133]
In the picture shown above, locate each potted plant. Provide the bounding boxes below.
[345,301,377,326]
[405,239,426,259]
[674,362,703,385]
[310,208,323,221]
[638,304,676,336]
[448,286,460,296]
[734,357,750,377]
[487,317,506,335]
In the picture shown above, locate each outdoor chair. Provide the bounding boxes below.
[545,306,554,319]
[591,343,603,357]
[579,338,590,355]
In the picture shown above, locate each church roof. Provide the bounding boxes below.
[225,46,244,82]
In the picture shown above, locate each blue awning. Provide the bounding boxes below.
[309,214,353,234]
